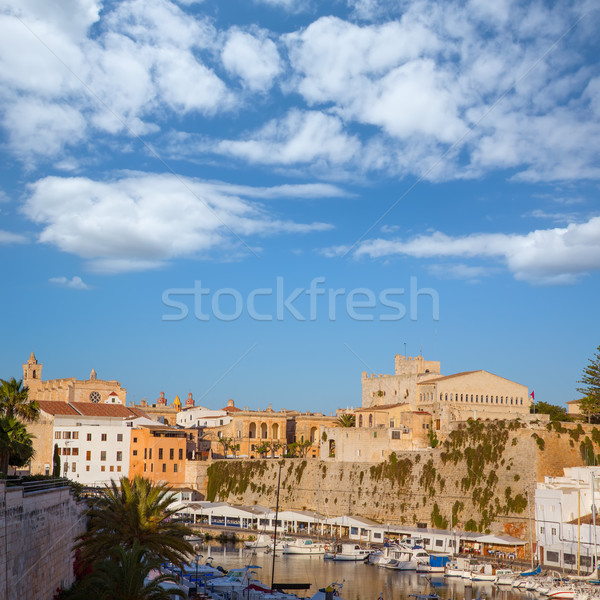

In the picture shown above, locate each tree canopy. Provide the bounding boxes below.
[577,345,600,423]
[0,416,35,474]
[336,414,356,427]
[0,377,39,421]
[530,401,571,422]
[74,476,194,568]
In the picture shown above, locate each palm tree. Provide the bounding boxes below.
[75,476,194,568]
[0,377,39,421]
[336,413,356,427]
[67,541,185,600]
[0,416,35,475]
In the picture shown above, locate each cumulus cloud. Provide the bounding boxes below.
[222,29,281,91]
[49,276,90,290]
[354,216,600,285]
[214,110,361,166]
[22,172,335,273]
[0,230,27,244]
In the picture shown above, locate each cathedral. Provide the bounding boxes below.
[23,352,127,404]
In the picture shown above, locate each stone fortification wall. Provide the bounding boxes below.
[194,420,600,540]
[0,481,86,600]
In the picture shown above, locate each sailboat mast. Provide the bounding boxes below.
[271,463,282,589]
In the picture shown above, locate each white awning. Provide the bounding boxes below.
[476,534,526,545]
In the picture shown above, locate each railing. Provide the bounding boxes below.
[5,477,71,494]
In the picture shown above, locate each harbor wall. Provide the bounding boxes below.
[0,481,86,600]
[188,420,600,539]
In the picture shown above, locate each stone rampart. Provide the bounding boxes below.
[0,481,86,600]
[192,420,600,541]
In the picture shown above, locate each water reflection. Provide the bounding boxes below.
[196,543,528,600]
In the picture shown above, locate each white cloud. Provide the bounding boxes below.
[0,230,27,244]
[222,29,281,92]
[22,172,334,273]
[49,275,90,290]
[215,109,361,166]
[427,263,495,282]
[354,216,600,285]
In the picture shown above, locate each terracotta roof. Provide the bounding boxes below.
[355,403,408,412]
[223,405,242,412]
[38,401,80,416]
[69,402,146,418]
[422,370,478,383]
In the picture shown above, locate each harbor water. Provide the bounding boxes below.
[199,543,528,600]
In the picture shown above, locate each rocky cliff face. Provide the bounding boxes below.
[187,420,600,538]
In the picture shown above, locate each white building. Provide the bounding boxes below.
[53,414,162,486]
[536,466,600,572]
[176,405,232,429]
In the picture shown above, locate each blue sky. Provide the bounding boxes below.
[1,0,599,413]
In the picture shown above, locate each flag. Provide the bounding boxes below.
[530,390,535,400]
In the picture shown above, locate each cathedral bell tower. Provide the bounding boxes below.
[23,351,43,385]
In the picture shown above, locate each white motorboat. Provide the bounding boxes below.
[445,562,463,577]
[547,586,576,600]
[495,569,516,586]
[282,539,327,555]
[471,564,498,582]
[324,543,372,561]
[206,567,267,593]
[375,543,429,571]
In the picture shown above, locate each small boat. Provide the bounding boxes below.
[282,539,327,555]
[324,543,372,561]
[445,562,463,577]
[244,533,273,549]
[520,565,542,577]
[547,585,576,600]
[495,569,515,585]
[310,582,344,600]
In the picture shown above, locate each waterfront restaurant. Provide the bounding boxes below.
[174,501,526,555]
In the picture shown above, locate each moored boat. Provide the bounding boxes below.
[324,543,372,561]
[282,539,327,555]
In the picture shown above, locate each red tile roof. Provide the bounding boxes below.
[38,401,81,416]
[223,405,242,412]
[69,402,149,418]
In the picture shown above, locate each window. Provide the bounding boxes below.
[170,448,174,460]
[110,466,114,472]
[564,553,576,565]
[86,451,91,461]
[546,550,559,562]
[179,449,183,460]
[63,431,71,439]
[373,431,377,438]
[72,462,76,472]
[117,466,121,472]
[158,448,163,460]
[86,465,90,472]
[101,433,107,441]
[117,433,123,442]
[101,466,105,472]
[87,433,92,441]
[359,415,363,427]
[149,449,152,459]
[435,540,444,547]
[551,527,557,535]
[150,464,153,472]
[357,449,361,457]
[72,432,79,439]
[100,451,106,461]
[72,448,79,456]
[55,432,61,439]
[390,419,395,428]
[144,448,147,459]
[133,437,137,443]
[116,451,122,461]
[162,464,166,472]
[144,463,146,472]
[540,527,545,533]
[391,430,401,439]
[133,450,137,456]
[174,464,178,473]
